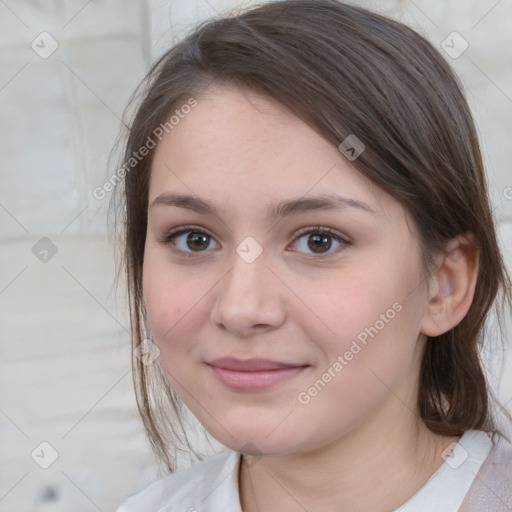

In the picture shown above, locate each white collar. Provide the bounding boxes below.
[120,429,492,511]
[393,429,493,511]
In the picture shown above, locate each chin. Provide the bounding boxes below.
[200,411,310,456]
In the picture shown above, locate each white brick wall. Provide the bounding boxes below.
[1,1,510,510]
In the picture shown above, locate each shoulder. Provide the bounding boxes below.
[459,431,512,511]
[115,449,242,512]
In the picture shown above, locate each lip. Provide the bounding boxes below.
[207,357,310,390]
[208,357,306,371]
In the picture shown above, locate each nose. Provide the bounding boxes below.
[210,249,286,337]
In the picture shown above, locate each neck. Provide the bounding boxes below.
[239,411,460,512]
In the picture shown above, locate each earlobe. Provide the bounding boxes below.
[420,234,479,337]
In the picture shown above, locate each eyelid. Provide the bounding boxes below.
[292,225,349,242]
[159,224,215,241]
[288,225,350,257]
[157,224,220,257]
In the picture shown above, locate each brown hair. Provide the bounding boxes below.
[114,0,512,472]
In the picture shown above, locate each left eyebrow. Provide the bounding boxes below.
[149,192,377,219]
[269,194,376,219]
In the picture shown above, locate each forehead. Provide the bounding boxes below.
[152,85,325,173]
[148,85,402,224]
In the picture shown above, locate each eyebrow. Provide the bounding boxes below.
[149,192,376,219]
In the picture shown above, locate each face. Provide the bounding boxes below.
[143,85,431,456]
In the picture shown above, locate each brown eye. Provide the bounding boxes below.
[185,232,210,251]
[290,227,348,257]
[307,233,333,253]
[161,227,220,255]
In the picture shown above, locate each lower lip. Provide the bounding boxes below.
[209,365,308,390]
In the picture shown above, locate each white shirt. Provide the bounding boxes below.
[116,429,493,512]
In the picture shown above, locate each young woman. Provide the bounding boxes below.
[114,1,512,510]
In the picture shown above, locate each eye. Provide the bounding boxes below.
[159,225,349,258]
[159,225,220,255]
[289,226,349,257]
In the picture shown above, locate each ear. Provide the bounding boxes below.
[420,234,479,337]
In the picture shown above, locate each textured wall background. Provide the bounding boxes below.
[0,0,511,510]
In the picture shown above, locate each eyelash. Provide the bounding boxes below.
[158,224,350,259]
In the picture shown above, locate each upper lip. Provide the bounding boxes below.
[207,357,308,371]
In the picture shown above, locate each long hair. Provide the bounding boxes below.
[113,0,512,472]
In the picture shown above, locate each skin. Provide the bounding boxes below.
[142,85,479,511]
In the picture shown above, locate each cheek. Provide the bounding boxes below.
[292,263,400,350]
[141,245,208,357]
[295,299,419,433]
[297,256,423,378]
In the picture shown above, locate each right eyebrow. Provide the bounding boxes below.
[150,193,216,214]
